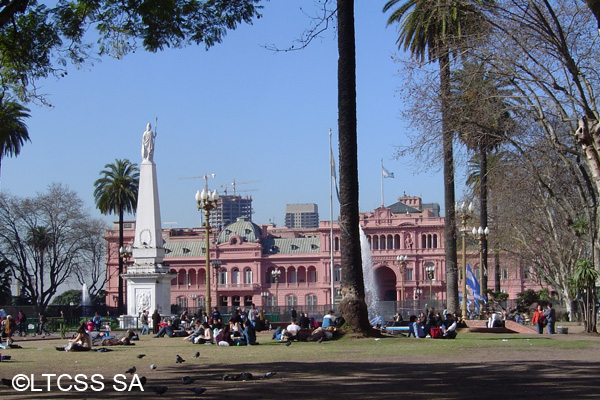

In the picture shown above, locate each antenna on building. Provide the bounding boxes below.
[164,222,177,229]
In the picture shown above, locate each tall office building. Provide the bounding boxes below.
[209,195,253,228]
[284,203,319,228]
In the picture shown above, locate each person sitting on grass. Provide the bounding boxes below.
[216,325,234,346]
[193,322,214,344]
[441,313,457,339]
[283,319,301,341]
[57,323,92,351]
[101,330,137,346]
[183,319,204,342]
[322,310,336,328]
[154,319,175,338]
[408,315,426,338]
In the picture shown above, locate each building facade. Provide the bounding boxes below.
[208,194,253,228]
[104,195,537,313]
[284,203,319,228]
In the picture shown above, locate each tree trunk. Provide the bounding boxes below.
[118,208,124,315]
[494,249,501,292]
[439,52,458,314]
[336,0,370,334]
[480,148,489,295]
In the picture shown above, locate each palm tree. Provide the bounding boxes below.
[27,226,53,311]
[453,61,514,295]
[383,0,493,314]
[0,99,30,181]
[337,0,371,334]
[93,159,139,314]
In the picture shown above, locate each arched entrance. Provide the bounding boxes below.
[375,265,397,301]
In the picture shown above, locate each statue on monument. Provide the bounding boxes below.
[141,122,156,162]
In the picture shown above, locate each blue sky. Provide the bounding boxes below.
[1,0,448,229]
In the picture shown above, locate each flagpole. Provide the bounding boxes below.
[329,129,335,308]
[380,159,384,206]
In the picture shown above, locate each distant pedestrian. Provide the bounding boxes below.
[532,305,545,334]
[544,303,556,334]
[151,309,161,335]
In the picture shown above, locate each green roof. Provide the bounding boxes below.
[164,241,206,257]
[263,237,320,255]
[218,216,262,244]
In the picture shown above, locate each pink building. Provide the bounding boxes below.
[104,195,537,312]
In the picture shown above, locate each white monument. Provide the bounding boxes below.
[121,122,174,326]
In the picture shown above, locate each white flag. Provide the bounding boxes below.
[382,165,395,178]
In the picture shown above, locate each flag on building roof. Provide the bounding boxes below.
[382,165,394,178]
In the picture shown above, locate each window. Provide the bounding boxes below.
[372,236,379,250]
[394,234,400,250]
[432,234,438,248]
[387,235,393,250]
[306,295,317,306]
[406,269,413,281]
[244,295,253,306]
[523,267,530,280]
[231,268,239,285]
[232,295,240,307]
[334,265,342,283]
[286,295,297,306]
[334,237,339,251]
[220,296,228,307]
[177,297,187,308]
[219,269,228,285]
[501,268,509,280]
[244,269,252,284]
[308,267,317,283]
[288,268,297,284]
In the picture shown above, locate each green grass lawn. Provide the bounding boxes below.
[1,330,599,399]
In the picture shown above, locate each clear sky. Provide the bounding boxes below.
[1,0,448,230]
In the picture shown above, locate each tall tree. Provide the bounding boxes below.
[452,61,514,294]
[383,0,494,314]
[0,0,262,102]
[337,0,371,334]
[0,183,101,312]
[93,159,139,315]
[0,99,30,180]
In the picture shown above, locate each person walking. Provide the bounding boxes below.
[140,310,150,335]
[532,304,545,334]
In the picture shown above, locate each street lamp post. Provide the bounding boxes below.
[396,255,408,304]
[195,185,220,314]
[271,269,281,312]
[456,202,474,318]
[211,260,222,312]
[413,287,422,300]
[426,265,436,304]
[118,246,132,313]
[472,226,490,303]
[260,291,269,310]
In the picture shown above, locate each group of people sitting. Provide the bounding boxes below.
[272,310,344,343]
[407,307,458,339]
[154,305,266,346]
[55,323,138,351]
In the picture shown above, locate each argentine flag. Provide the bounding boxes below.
[466,264,484,303]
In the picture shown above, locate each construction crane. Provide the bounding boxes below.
[178,174,217,191]
[220,179,260,197]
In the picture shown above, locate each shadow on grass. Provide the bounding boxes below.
[3,359,599,399]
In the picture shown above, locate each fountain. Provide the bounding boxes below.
[359,226,380,319]
[81,283,92,317]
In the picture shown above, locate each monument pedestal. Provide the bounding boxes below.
[120,269,175,329]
